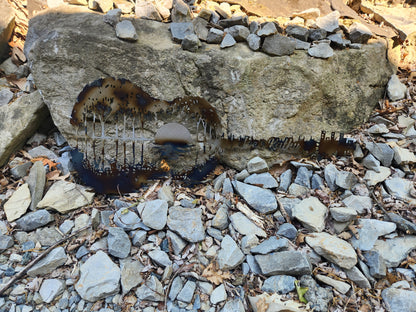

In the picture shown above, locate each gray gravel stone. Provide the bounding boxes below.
[15,209,54,231]
[309,28,327,41]
[316,274,351,294]
[141,199,168,230]
[278,197,301,219]
[324,164,339,191]
[244,172,278,188]
[39,279,65,303]
[382,284,416,312]
[257,22,277,37]
[342,194,372,214]
[169,276,183,301]
[148,248,172,267]
[255,251,311,276]
[277,223,297,240]
[292,197,328,232]
[0,235,13,251]
[220,33,236,48]
[300,275,333,312]
[136,275,164,302]
[250,236,289,254]
[365,142,394,167]
[278,169,292,192]
[113,208,142,231]
[28,247,67,276]
[167,206,205,242]
[363,250,386,278]
[362,153,381,172]
[385,212,416,234]
[212,204,229,230]
[351,219,396,251]
[387,74,407,101]
[246,33,261,51]
[221,299,245,312]
[349,22,372,44]
[329,207,357,222]
[222,178,233,194]
[225,25,249,42]
[335,171,358,190]
[10,161,32,179]
[327,33,349,49]
[217,235,245,270]
[311,174,324,190]
[207,28,224,43]
[166,230,187,255]
[157,185,174,206]
[170,22,194,43]
[294,166,312,188]
[384,177,416,204]
[131,230,147,247]
[181,33,200,52]
[261,275,296,294]
[285,25,309,41]
[230,212,267,237]
[316,10,340,32]
[372,235,416,267]
[344,266,371,289]
[193,17,209,41]
[294,38,311,50]
[262,34,296,56]
[308,41,334,59]
[393,146,416,164]
[103,8,121,26]
[232,181,277,214]
[176,280,196,303]
[0,89,13,106]
[213,172,227,191]
[210,284,227,304]
[107,227,131,258]
[247,156,268,173]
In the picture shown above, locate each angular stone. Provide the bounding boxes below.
[26,9,395,169]
[217,235,245,270]
[365,142,394,167]
[342,194,372,214]
[169,276,183,300]
[384,178,416,204]
[329,207,357,222]
[232,181,277,214]
[308,41,334,59]
[382,284,416,312]
[257,22,277,37]
[230,212,267,237]
[171,0,191,22]
[262,34,296,56]
[261,275,296,294]
[141,199,168,230]
[292,197,328,232]
[301,275,333,312]
[385,212,416,235]
[278,197,300,219]
[182,34,200,52]
[75,251,120,301]
[285,25,309,41]
[225,25,249,42]
[327,33,349,49]
[294,166,312,188]
[169,22,194,43]
[27,161,46,211]
[278,169,292,192]
[37,181,94,213]
[315,274,350,294]
[148,248,172,267]
[28,145,58,161]
[247,156,268,173]
[15,209,54,231]
[351,219,396,251]
[107,227,131,258]
[135,0,161,20]
[0,235,13,251]
[206,28,224,44]
[113,208,143,231]
[316,10,340,33]
[28,247,67,276]
[167,206,205,242]
[276,223,297,240]
[115,20,138,41]
[212,204,228,230]
[349,22,372,44]
[255,251,311,276]
[246,33,261,51]
[387,74,407,101]
[250,236,288,254]
[211,284,227,304]
[244,172,278,189]
[157,185,174,206]
[363,250,386,278]
[335,171,358,190]
[96,0,113,13]
[393,146,416,164]
[305,232,357,269]
[4,184,31,222]
[166,230,187,255]
[136,275,164,301]
[344,266,371,289]
[10,161,31,179]
[309,28,327,41]
[220,33,236,49]
[39,279,65,303]
[103,8,121,26]
[364,166,391,186]
[120,258,143,294]
[176,280,196,303]
[372,236,416,267]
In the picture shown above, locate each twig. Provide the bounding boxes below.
[143,180,159,200]
[276,196,291,224]
[236,202,266,229]
[0,224,91,296]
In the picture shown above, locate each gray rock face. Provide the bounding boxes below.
[120,258,144,294]
[26,7,394,169]
[351,219,396,251]
[141,199,168,230]
[167,206,205,242]
[255,251,311,276]
[75,251,121,301]
[232,181,277,214]
[217,235,245,270]
[305,232,357,269]
[262,34,296,56]
[107,227,131,258]
[0,91,48,167]
[28,247,67,277]
[382,285,416,312]
[181,33,200,52]
[15,209,55,232]
[292,197,328,232]
[261,275,296,294]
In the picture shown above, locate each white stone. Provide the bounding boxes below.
[4,184,31,222]
[315,274,350,294]
[210,284,227,304]
[292,197,328,232]
[39,279,65,303]
[387,74,407,101]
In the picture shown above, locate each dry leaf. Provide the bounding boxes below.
[256,298,270,312]
[338,231,352,240]
[201,262,231,285]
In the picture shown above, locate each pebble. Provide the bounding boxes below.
[382,284,416,312]
[255,250,311,276]
[351,219,396,251]
[169,22,194,42]
[365,142,394,167]
[294,166,312,188]
[384,177,416,204]
[181,33,200,52]
[169,276,183,300]
[261,275,296,294]
[206,28,224,44]
[232,181,277,213]
[15,209,54,232]
[176,280,196,303]
[107,227,131,258]
[246,33,261,51]
[292,197,328,232]
[315,274,351,294]
[315,10,340,32]
[113,207,142,231]
[166,230,186,255]
[349,22,372,44]
[167,206,205,242]
[393,146,416,164]
[372,235,416,267]
[4,184,31,222]
[362,154,381,172]
[305,232,357,269]
[229,212,267,237]
[278,169,292,192]
[148,248,172,267]
[301,275,333,312]
[342,194,372,214]
[387,74,407,101]
[308,41,334,59]
[210,284,227,304]
[262,34,296,56]
[76,251,120,301]
[217,235,245,270]
[250,236,288,254]
[120,258,144,294]
[141,199,168,230]
[276,223,297,240]
[27,247,67,276]
[39,279,65,303]
[257,22,277,37]
[0,235,13,251]
[345,266,371,289]
[285,24,309,41]
[244,172,278,188]
[324,163,339,191]
[135,275,164,302]
[220,33,236,48]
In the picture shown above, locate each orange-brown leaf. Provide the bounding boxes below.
[201,262,231,285]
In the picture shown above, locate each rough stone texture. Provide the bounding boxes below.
[4,184,31,222]
[292,197,328,232]
[261,275,296,294]
[365,142,394,167]
[27,161,46,211]
[229,212,267,237]
[262,34,296,56]
[107,227,131,258]
[305,232,357,269]
[27,247,67,276]
[115,20,138,41]
[15,209,54,231]
[255,251,311,276]
[345,266,371,289]
[39,279,65,303]
[120,258,143,293]
[0,91,48,167]
[0,0,15,63]
[167,206,205,242]
[308,41,334,59]
[316,10,340,33]
[372,236,416,267]
[37,180,95,213]
[25,7,394,168]
[75,251,120,301]
[349,22,372,44]
[113,208,142,231]
[301,275,333,312]
[135,275,164,301]
[141,199,168,230]
[342,194,372,214]
[387,74,407,101]
[217,235,245,270]
[351,219,396,251]
[382,284,416,312]
[384,177,416,205]
[232,181,277,214]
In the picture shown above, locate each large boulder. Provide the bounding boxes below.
[25,6,394,169]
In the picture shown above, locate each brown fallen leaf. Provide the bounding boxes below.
[338,231,352,240]
[256,297,270,312]
[201,262,231,285]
